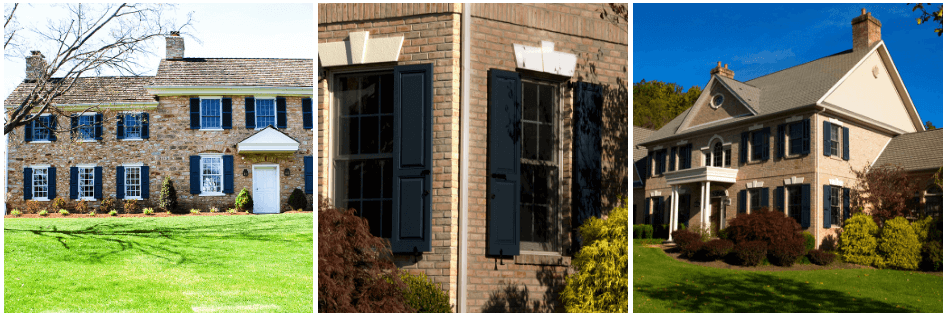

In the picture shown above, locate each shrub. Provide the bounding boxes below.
[235,188,253,212]
[25,200,41,214]
[671,229,701,250]
[190,209,201,214]
[123,199,140,214]
[725,208,805,266]
[561,198,627,313]
[288,188,308,212]
[642,225,653,239]
[801,231,816,253]
[680,239,705,259]
[11,209,22,217]
[921,241,943,271]
[38,209,49,216]
[808,249,836,266]
[74,200,89,214]
[397,272,452,313]
[633,225,643,239]
[733,240,767,266]
[703,239,734,261]
[101,197,117,213]
[59,209,70,216]
[109,210,118,216]
[51,197,67,211]
[210,206,219,213]
[878,216,922,270]
[88,211,96,217]
[717,227,728,240]
[159,176,180,213]
[839,213,883,267]
[227,208,237,214]
[143,208,155,215]
[912,216,934,243]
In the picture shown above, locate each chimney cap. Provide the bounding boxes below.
[30,50,42,56]
[169,31,180,36]
[861,8,866,15]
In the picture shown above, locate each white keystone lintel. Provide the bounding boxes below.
[828,118,844,126]
[829,178,844,186]
[649,190,662,197]
[783,176,805,185]
[513,41,576,77]
[748,123,763,131]
[318,31,404,67]
[785,115,803,123]
[676,140,688,146]
[746,180,764,189]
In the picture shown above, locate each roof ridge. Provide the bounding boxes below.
[166,57,313,61]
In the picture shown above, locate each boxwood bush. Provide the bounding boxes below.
[397,272,451,313]
[808,249,836,266]
[642,225,653,239]
[633,225,643,239]
[921,240,943,271]
[878,216,922,270]
[733,240,767,266]
[801,231,815,253]
[703,239,734,261]
[839,213,883,267]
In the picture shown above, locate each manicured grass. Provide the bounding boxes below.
[633,239,943,312]
[5,214,313,313]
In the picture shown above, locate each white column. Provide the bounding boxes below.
[698,183,706,230]
[704,181,711,231]
[668,185,678,241]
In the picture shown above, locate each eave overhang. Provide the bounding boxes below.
[145,85,313,96]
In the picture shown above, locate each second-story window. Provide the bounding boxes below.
[256,98,276,128]
[752,131,766,160]
[125,114,142,139]
[789,121,805,154]
[713,142,723,167]
[32,115,53,141]
[201,98,222,129]
[78,115,95,140]
[830,124,840,156]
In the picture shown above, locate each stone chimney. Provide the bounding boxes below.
[852,8,881,52]
[166,31,184,59]
[710,61,734,79]
[25,51,47,82]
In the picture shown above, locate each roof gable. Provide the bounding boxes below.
[237,126,300,153]
[677,76,757,132]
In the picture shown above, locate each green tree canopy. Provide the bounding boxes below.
[632,79,700,130]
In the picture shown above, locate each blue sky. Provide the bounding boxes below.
[3,3,313,98]
[633,3,944,128]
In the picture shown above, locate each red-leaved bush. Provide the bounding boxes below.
[734,240,768,266]
[681,239,705,259]
[851,164,922,226]
[725,208,806,266]
[318,196,414,312]
[703,239,734,261]
[808,249,836,266]
[671,229,701,250]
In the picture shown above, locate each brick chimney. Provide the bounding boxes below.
[852,8,881,52]
[166,31,184,59]
[25,51,47,82]
[710,61,734,79]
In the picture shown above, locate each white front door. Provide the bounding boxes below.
[253,166,279,214]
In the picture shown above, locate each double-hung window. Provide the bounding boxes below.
[749,189,762,212]
[125,166,142,199]
[256,98,276,128]
[32,115,54,142]
[829,186,841,225]
[752,130,766,160]
[741,128,770,163]
[787,185,802,224]
[823,121,849,160]
[741,187,768,213]
[124,114,143,139]
[200,156,224,194]
[78,115,95,141]
[830,125,840,156]
[789,122,805,155]
[78,167,95,200]
[520,78,560,252]
[32,167,49,200]
[201,98,222,129]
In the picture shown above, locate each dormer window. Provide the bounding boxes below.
[711,94,724,109]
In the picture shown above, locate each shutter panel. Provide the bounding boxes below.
[842,127,850,160]
[801,184,810,228]
[24,116,33,142]
[775,186,784,211]
[190,98,200,129]
[94,113,103,140]
[70,115,78,140]
[70,167,78,199]
[304,156,313,194]
[669,147,677,171]
[646,151,653,178]
[776,124,785,158]
[276,96,287,129]
[392,63,434,254]
[141,113,150,139]
[93,166,103,200]
[222,98,232,129]
[245,97,256,129]
[802,119,811,154]
[843,187,851,222]
[223,155,234,194]
[141,166,150,199]
[573,81,603,226]
[680,194,690,225]
[302,98,313,129]
[190,156,200,195]
[23,168,32,200]
[49,116,57,142]
[487,68,520,256]
[761,188,769,209]
[740,132,749,163]
[823,121,831,156]
[116,166,125,199]
[49,167,56,199]
[116,114,125,140]
[738,189,746,214]
[823,185,831,228]
[682,144,690,169]
[761,127,770,161]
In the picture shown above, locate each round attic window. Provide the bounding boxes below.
[711,94,724,109]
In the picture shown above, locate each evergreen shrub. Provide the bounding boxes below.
[733,240,767,266]
[561,198,628,313]
[912,216,934,243]
[287,188,308,212]
[633,225,644,239]
[878,216,922,270]
[397,272,452,313]
[642,225,653,239]
[839,213,883,267]
[808,249,836,266]
[801,231,816,253]
[921,240,943,271]
[158,177,180,213]
[703,239,734,261]
[235,188,254,213]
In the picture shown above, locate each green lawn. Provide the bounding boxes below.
[634,239,943,313]
[5,214,313,313]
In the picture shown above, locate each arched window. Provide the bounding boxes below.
[712,142,723,167]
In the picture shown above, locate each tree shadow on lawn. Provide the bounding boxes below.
[635,271,916,312]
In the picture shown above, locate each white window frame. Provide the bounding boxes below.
[519,77,564,255]
[199,154,225,196]
[199,97,224,130]
[77,166,96,201]
[77,112,97,142]
[123,112,144,141]
[749,188,761,212]
[830,124,841,157]
[829,185,842,226]
[710,94,724,109]
[124,165,142,200]
[31,114,53,143]
[31,166,50,201]
[786,185,802,224]
[255,97,277,130]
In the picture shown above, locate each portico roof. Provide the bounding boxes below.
[663,166,738,186]
[237,126,300,153]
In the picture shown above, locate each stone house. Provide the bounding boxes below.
[636,9,942,248]
[5,33,315,214]
[317,3,627,312]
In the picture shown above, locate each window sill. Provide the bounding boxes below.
[124,197,143,200]
[33,198,49,202]
[29,140,52,144]
[79,198,97,201]
[79,140,98,143]
[514,252,570,266]
[121,138,144,141]
[200,128,224,131]
[199,192,226,197]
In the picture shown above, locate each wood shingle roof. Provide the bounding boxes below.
[4,76,155,106]
[152,58,313,87]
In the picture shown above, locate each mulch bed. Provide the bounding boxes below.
[5,210,312,219]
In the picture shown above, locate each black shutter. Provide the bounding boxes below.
[116,166,125,199]
[802,119,811,155]
[761,127,770,161]
[740,132,748,163]
[683,144,692,169]
[487,68,520,257]
[49,116,57,142]
[245,97,256,129]
[776,124,785,158]
[141,113,150,139]
[669,147,677,171]
[116,114,125,140]
[842,127,850,161]
[801,184,810,228]
[23,168,32,200]
[760,188,769,209]
[222,98,232,129]
[304,156,313,194]
[276,97,287,129]
[725,148,731,167]
[141,166,150,199]
[190,156,200,195]
[823,185,831,228]
[93,113,103,140]
[223,155,234,194]
[24,115,33,142]
[738,189,746,214]
[823,121,831,157]
[392,63,434,254]
[775,186,784,211]
[646,151,653,178]
[49,167,56,199]
[843,187,851,222]
[658,150,666,174]
[573,81,603,226]
[70,167,78,199]
[93,166,102,200]
[190,98,200,129]
[302,98,313,129]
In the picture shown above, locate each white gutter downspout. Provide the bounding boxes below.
[458,3,471,313]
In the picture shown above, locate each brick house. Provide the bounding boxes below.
[635,9,942,248]
[5,33,315,214]
[317,3,627,312]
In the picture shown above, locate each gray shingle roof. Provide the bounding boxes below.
[152,58,313,87]
[716,75,760,113]
[642,41,879,145]
[4,76,155,106]
[874,128,943,172]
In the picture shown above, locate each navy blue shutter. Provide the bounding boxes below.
[738,189,747,214]
[740,132,749,163]
[116,166,125,199]
[24,115,33,142]
[760,188,769,209]
[276,97,287,129]
[48,167,56,199]
[94,113,103,140]
[190,98,200,129]
[48,116,57,141]
[776,124,785,158]
[304,156,313,194]
[141,166,150,199]
[116,114,125,139]
[23,168,32,200]
[775,186,784,211]
[669,147,677,171]
[487,68,520,256]
[392,63,434,254]
[222,98,232,129]
[823,185,831,228]
[70,115,78,140]
[761,127,770,161]
[802,119,811,154]
[658,150,666,174]
[686,144,693,169]
[223,155,234,194]
[843,187,851,222]
[302,98,313,129]
[245,97,256,129]
[189,156,200,195]
[141,113,150,139]
[70,167,78,199]
[842,127,850,160]
[573,81,603,226]
[646,151,653,178]
[823,121,831,156]
[93,166,102,200]
[801,184,810,228]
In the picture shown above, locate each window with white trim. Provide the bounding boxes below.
[200,98,222,129]
[78,167,95,200]
[925,185,942,217]
[78,115,95,141]
[256,98,276,128]
[520,78,560,252]
[830,124,841,157]
[33,115,53,141]
[829,186,842,225]
[749,189,762,212]
[788,121,805,155]
[32,167,49,200]
[201,156,224,194]
[787,185,802,225]
[125,166,142,199]
[124,114,143,139]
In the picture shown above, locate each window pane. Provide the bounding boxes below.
[532,204,550,243]
[523,82,537,121]
[520,204,533,242]
[339,76,361,115]
[347,161,362,199]
[534,165,550,202]
[201,99,221,128]
[256,99,276,128]
[523,122,537,160]
[520,164,534,204]
[380,115,393,153]
[361,116,379,155]
[362,75,379,115]
[538,84,555,123]
[382,201,392,238]
[539,124,554,162]
[380,74,394,114]
[364,159,383,199]
[382,159,392,199]
[362,200,382,237]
